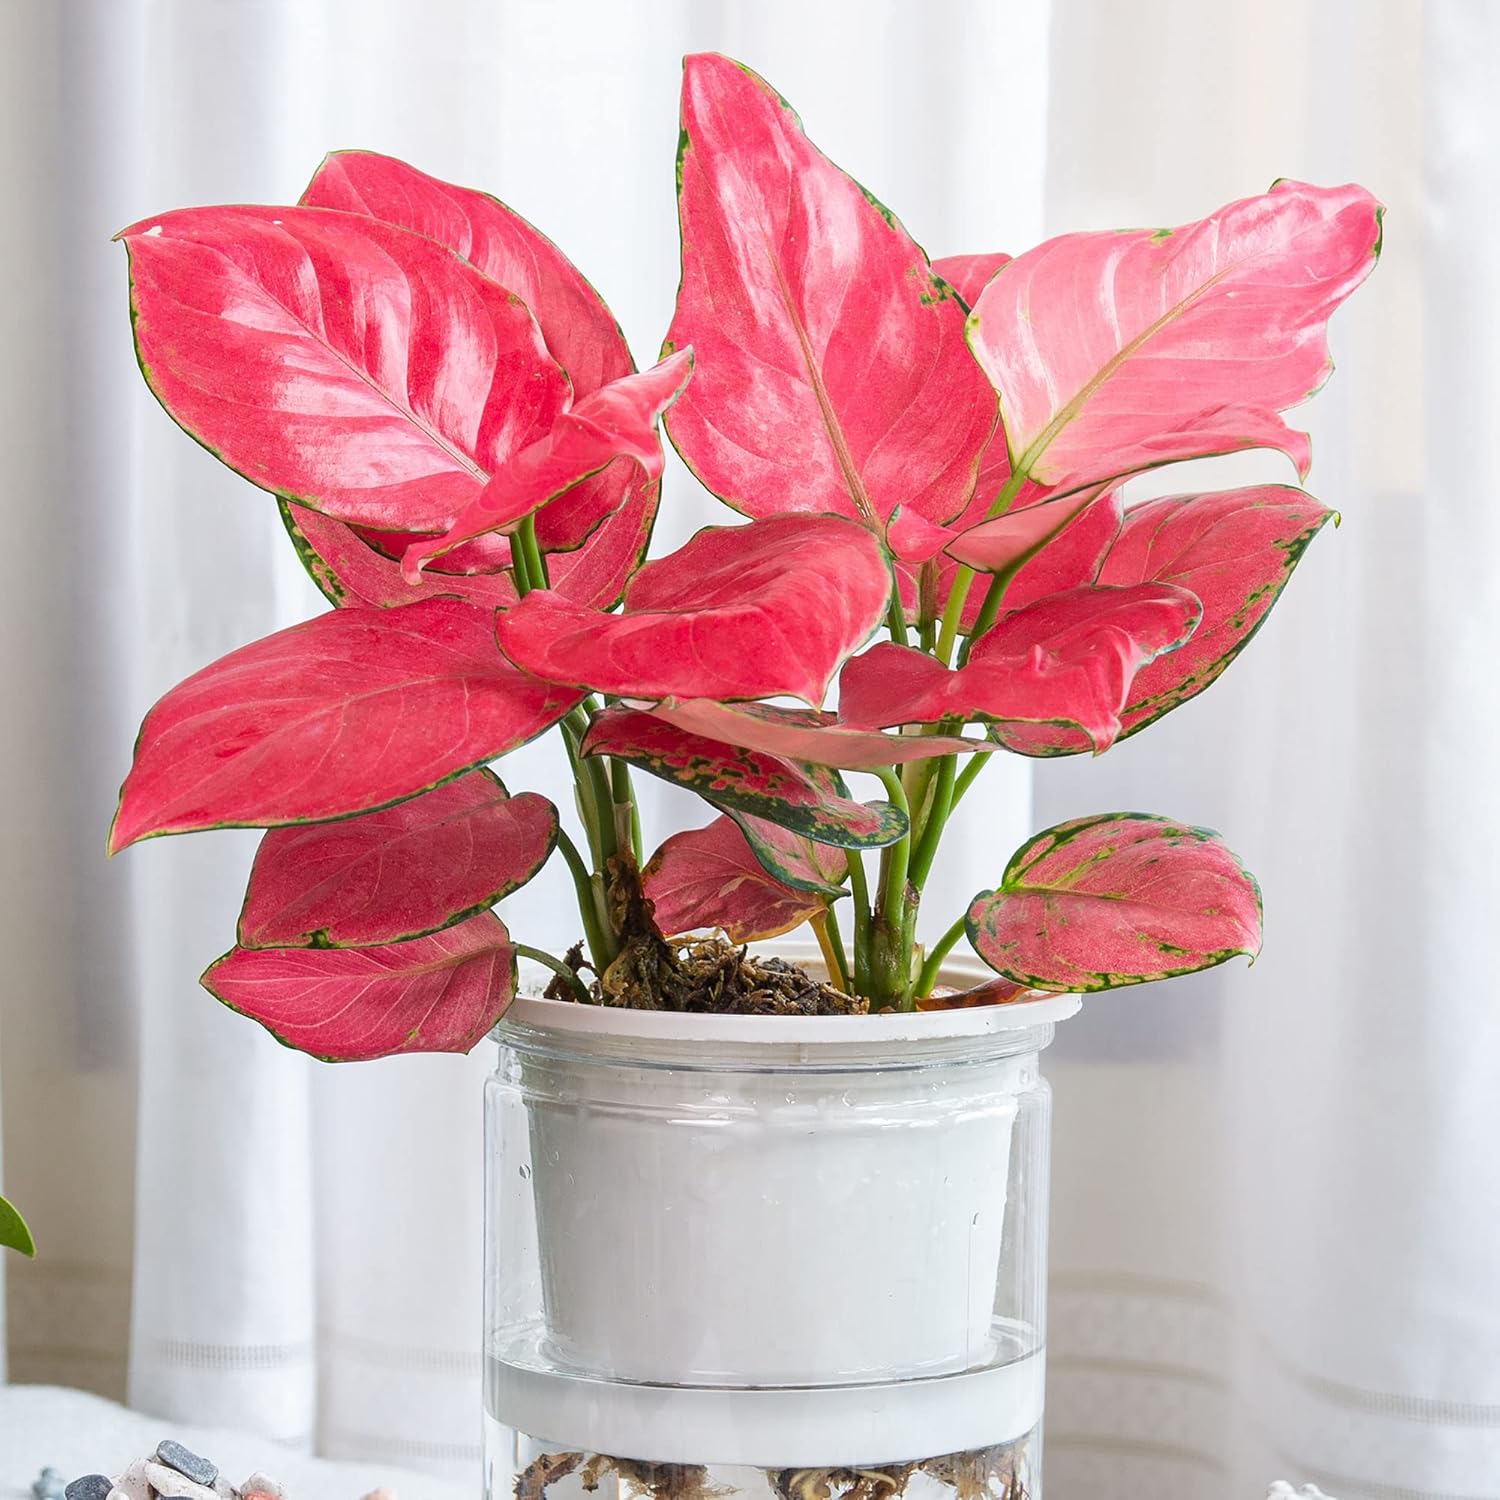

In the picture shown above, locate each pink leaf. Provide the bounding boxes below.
[581,707,906,849]
[932,252,1012,307]
[966,813,1262,992]
[1098,485,1337,739]
[203,911,515,1061]
[119,205,573,532]
[301,149,641,553]
[401,351,692,579]
[968,181,1382,494]
[916,976,1030,1010]
[109,598,583,853]
[664,54,997,537]
[840,583,1199,754]
[238,770,557,948]
[644,815,839,943]
[645,699,992,772]
[945,487,1111,576]
[497,515,892,705]
[727,811,848,896]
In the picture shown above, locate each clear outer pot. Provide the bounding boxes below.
[483,943,1079,1500]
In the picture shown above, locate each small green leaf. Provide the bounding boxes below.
[0,1193,36,1257]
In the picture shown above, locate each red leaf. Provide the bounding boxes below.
[301,149,640,554]
[203,911,515,1061]
[841,584,1199,753]
[119,205,572,532]
[727,811,848,896]
[497,515,892,705]
[581,707,906,849]
[109,598,583,853]
[645,699,991,772]
[932,252,1012,307]
[916,976,1029,1010]
[644,815,839,943]
[966,813,1262,992]
[238,770,557,948]
[967,181,1382,495]
[401,351,692,579]
[664,54,997,538]
[1098,486,1337,739]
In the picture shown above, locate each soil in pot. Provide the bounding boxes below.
[513,1439,1034,1500]
[542,855,865,1016]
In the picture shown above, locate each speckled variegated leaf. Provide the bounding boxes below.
[916,976,1030,1010]
[203,911,515,1062]
[580,707,906,850]
[644,814,840,942]
[720,809,847,895]
[1097,486,1336,739]
[966,813,1262,993]
[238,770,558,949]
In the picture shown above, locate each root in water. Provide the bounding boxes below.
[513,1443,1029,1500]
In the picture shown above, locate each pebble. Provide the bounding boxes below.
[240,1477,285,1500]
[109,1461,154,1500]
[65,1479,113,1500]
[142,1463,218,1500]
[31,1469,66,1500]
[157,1444,219,1490]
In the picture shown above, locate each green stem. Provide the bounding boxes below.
[811,907,851,992]
[913,912,970,1001]
[873,767,912,928]
[886,590,909,647]
[869,767,916,1010]
[934,469,1029,664]
[846,850,872,995]
[514,943,593,1004]
[952,750,990,808]
[554,829,616,970]
[517,514,549,590]
[908,751,957,891]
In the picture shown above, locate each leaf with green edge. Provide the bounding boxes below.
[720,809,847,895]
[664,54,997,539]
[0,1194,35,1257]
[581,707,906,850]
[1097,486,1337,739]
[109,598,584,853]
[118,204,572,532]
[238,770,558,949]
[966,812,1262,993]
[203,911,516,1062]
[967,181,1382,497]
[644,814,841,943]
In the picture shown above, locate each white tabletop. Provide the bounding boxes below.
[0,1387,468,1500]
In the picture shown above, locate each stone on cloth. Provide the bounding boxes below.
[157,1443,220,1488]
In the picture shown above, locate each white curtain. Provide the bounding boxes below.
[3,2,1494,1496]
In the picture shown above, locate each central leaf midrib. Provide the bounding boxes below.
[768,242,877,527]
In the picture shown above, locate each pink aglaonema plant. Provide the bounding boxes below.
[108,55,1381,1057]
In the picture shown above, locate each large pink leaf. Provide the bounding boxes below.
[840,583,1199,754]
[645,699,991,772]
[932,253,1012,308]
[966,813,1262,992]
[238,770,557,949]
[644,815,840,943]
[109,598,583,853]
[726,810,848,896]
[664,54,997,539]
[203,911,515,1061]
[120,205,572,532]
[301,150,642,554]
[497,515,892,705]
[1097,485,1336,739]
[581,707,905,849]
[401,351,692,579]
[968,181,1382,495]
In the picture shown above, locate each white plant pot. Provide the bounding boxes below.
[484,943,1078,1485]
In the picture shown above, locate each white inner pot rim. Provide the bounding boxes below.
[503,940,1082,1047]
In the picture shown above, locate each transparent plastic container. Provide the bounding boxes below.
[484,948,1077,1500]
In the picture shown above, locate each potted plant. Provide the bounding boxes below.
[107,53,1380,1500]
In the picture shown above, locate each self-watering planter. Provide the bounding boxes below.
[482,949,1079,1500]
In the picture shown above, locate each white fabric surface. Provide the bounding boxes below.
[2,2,1496,1497]
[0,1385,464,1500]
